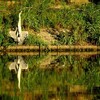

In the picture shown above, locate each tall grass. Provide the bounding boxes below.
[24,34,48,46]
[0,1,100,45]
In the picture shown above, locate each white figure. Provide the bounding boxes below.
[9,56,28,90]
[18,11,22,36]
[16,11,22,44]
[9,11,28,45]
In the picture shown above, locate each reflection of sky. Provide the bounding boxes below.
[9,56,28,90]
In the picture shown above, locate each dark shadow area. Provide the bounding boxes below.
[0,94,16,100]
[92,87,100,94]
[89,0,100,4]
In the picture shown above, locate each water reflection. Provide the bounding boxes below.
[0,53,100,100]
[9,56,28,90]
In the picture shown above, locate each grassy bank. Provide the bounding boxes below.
[0,1,100,46]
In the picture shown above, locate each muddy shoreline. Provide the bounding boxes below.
[0,45,100,53]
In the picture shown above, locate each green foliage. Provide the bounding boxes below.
[0,2,11,46]
[0,32,4,45]
[22,0,54,31]
[24,55,47,68]
[54,3,100,45]
[0,1,100,46]
[0,14,3,30]
[24,34,48,46]
[82,4,100,45]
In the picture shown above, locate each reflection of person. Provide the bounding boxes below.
[9,56,28,90]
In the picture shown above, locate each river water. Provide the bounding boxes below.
[0,52,100,100]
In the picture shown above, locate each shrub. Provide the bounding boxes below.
[24,34,48,46]
[82,3,100,45]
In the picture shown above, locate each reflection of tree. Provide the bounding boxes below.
[0,55,16,96]
[24,54,57,69]
[0,54,100,99]
[20,54,100,100]
[0,55,11,80]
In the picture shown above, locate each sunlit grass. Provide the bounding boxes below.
[0,1,100,46]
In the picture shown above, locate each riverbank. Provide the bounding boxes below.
[3,51,100,56]
[0,45,100,52]
[0,2,100,47]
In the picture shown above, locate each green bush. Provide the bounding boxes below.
[83,4,100,45]
[55,3,100,45]
[24,34,48,46]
